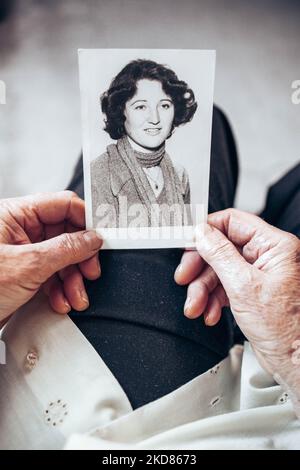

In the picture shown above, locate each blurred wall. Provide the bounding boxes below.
[0,0,299,212]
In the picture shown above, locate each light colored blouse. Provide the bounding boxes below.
[0,292,299,450]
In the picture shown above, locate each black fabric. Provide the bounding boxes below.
[260,162,300,238]
[67,106,238,410]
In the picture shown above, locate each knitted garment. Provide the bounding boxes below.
[107,136,186,225]
[133,142,165,169]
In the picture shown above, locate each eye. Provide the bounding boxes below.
[135,104,146,110]
[161,102,172,110]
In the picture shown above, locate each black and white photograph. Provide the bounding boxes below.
[79,49,215,249]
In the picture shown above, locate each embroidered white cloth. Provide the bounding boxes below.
[0,293,299,450]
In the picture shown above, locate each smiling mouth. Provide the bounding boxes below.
[144,128,162,136]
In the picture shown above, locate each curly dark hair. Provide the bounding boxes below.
[101,59,198,140]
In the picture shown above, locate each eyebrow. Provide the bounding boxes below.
[130,100,147,106]
[130,98,173,106]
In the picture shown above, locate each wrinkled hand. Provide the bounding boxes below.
[0,191,103,324]
[175,209,300,396]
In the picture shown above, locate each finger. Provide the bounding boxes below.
[174,249,205,285]
[203,285,229,326]
[31,191,85,227]
[43,275,55,296]
[207,209,273,243]
[184,265,219,318]
[44,222,65,240]
[78,254,101,280]
[195,223,252,298]
[31,230,103,282]
[44,220,80,243]
[46,223,101,280]
[0,202,32,244]
[11,191,85,242]
[59,265,90,311]
[207,209,284,263]
[43,275,71,314]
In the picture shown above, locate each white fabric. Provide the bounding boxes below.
[0,292,299,450]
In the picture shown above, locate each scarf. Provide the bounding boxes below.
[107,136,186,226]
[133,143,165,168]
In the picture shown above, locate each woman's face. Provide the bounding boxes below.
[124,79,175,150]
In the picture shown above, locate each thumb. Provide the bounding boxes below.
[30,230,103,281]
[195,223,251,297]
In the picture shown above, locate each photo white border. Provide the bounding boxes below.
[78,48,215,249]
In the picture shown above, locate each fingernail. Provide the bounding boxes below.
[184,297,193,317]
[204,312,214,326]
[64,300,71,312]
[83,230,103,248]
[176,264,183,273]
[175,264,183,278]
[80,290,89,306]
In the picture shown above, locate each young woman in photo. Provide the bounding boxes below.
[91,59,197,228]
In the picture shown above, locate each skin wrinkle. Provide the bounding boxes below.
[0,220,25,244]
[243,232,286,269]
[2,198,42,244]
[243,235,273,264]
[234,262,300,380]
[0,248,40,309]
[0,207,25,244]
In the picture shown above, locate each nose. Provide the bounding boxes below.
[148,107,160,125]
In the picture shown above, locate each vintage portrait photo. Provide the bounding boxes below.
[79,49,215,249]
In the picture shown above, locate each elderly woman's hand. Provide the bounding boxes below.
[0,191,103,324]
[175,209,300,404]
